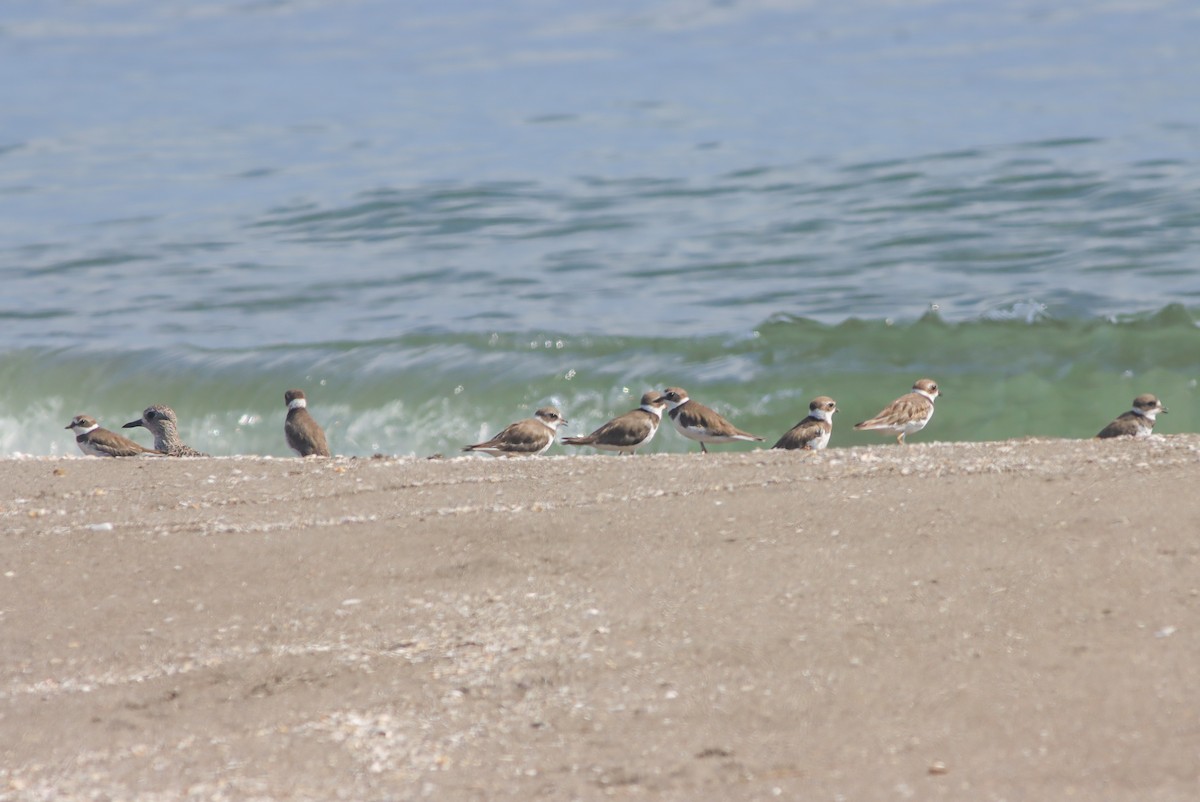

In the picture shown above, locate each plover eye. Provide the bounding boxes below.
[146,410,157,419]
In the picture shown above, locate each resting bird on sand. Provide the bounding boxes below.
[462,406,567,457]
[562,392,667,455]
[853,378,940,445]
[772,396,838,451]
[123,404,208,456]
[659,387,764,454]
[1096,393,1167,439]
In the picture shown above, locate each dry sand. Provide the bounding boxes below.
[3,437,1200,801]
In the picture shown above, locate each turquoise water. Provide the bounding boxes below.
[4,311,1198,456]
[3,1,1200,456]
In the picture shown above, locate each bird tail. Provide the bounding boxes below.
[560,436,593,446]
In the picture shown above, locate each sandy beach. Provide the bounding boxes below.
[3,437,1200,800]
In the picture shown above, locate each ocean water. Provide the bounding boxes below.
[3,0,1200,457]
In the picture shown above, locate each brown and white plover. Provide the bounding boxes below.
[65,414,164,457]
[561,392,667,455]
[854,378,941,445]
[772,396,838,451]
[659,387,763,453]
[462,406,567,457]
[1096,393,1167,439]
[284,388,331,457]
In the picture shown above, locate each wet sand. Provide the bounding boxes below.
[3,437,1200,800]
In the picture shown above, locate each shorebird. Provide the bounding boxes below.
[123,404,208,456]
[1096,393,1167,439]
[65,414,164,457]
[772,396,838,451]
[854,378,941,444]
[659,387,764,453]
[562,392,667,455]
[462,406,567,457]
[284,388,331,457]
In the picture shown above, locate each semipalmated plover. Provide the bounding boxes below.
[1096,393,1167,439]
[123,404,209,457]
[772,396,838,451]
[562,392,667,455]
[462,406,567,457]
[854,378,940,444]
[284,388,331,457]
[659,387,764,453]
[65,414,164,457]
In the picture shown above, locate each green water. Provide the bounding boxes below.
[6,309,1197,457]
[5,2,1200,458]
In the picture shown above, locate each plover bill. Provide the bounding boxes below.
[772,396,838,451]
[659,387,764,453]
[284,388,331,457]
[561,392,667,455]
[1096,393,1167,439]
[854,378,941,445]
[123,404,208,456]
[65,414,164,457]
[462,406,567,457]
